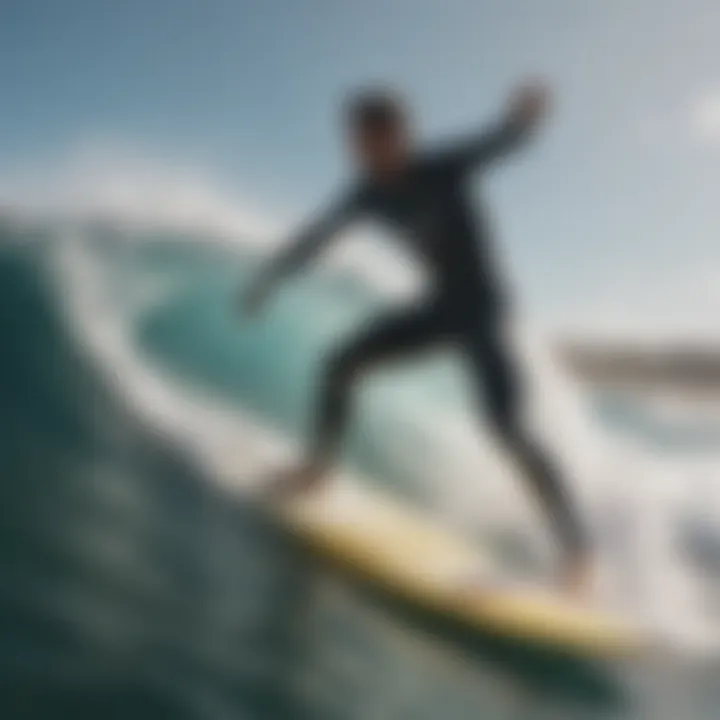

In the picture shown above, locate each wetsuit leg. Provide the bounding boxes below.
[461,315,588,560]
[314,303,449,459]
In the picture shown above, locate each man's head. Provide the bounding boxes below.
[345,88,412,179]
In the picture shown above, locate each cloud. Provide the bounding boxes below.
[0,136,423,299]
[691,90,720,144]
[0,137,276,241]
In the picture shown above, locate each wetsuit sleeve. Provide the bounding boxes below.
[260,187,362,284]
[437,116,534,173]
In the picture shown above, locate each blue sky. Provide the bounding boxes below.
[3,0,720,331]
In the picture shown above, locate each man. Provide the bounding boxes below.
[241,83,591,594]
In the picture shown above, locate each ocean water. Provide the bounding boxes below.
[3,216,720,719]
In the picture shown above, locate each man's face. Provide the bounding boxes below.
[351,121,411,180]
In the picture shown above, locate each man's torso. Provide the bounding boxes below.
[355,154,505,311]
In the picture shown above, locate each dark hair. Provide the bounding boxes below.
[345,88,407,134]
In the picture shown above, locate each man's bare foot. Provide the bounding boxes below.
[561,554,595,600]
[264,461,329,501]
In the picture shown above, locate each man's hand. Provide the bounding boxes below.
[507,81,551,129]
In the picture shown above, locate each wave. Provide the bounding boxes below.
[9,199,720,720]
[8,208,712,656]
[4,139,720,667]
[0,218,631,718]
[0,218,342,718]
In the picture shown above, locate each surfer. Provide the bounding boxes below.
[240,82,592,595]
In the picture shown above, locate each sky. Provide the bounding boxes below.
[2,0,720,335]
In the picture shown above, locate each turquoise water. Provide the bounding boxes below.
[133,242,458,500]
[3,219,720,719]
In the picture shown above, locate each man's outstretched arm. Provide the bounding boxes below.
[439,81,550,172]
[240,188,360,315]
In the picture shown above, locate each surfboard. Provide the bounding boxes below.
[272,477,644,658]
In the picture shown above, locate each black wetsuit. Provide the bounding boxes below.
[262,117,586,560]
